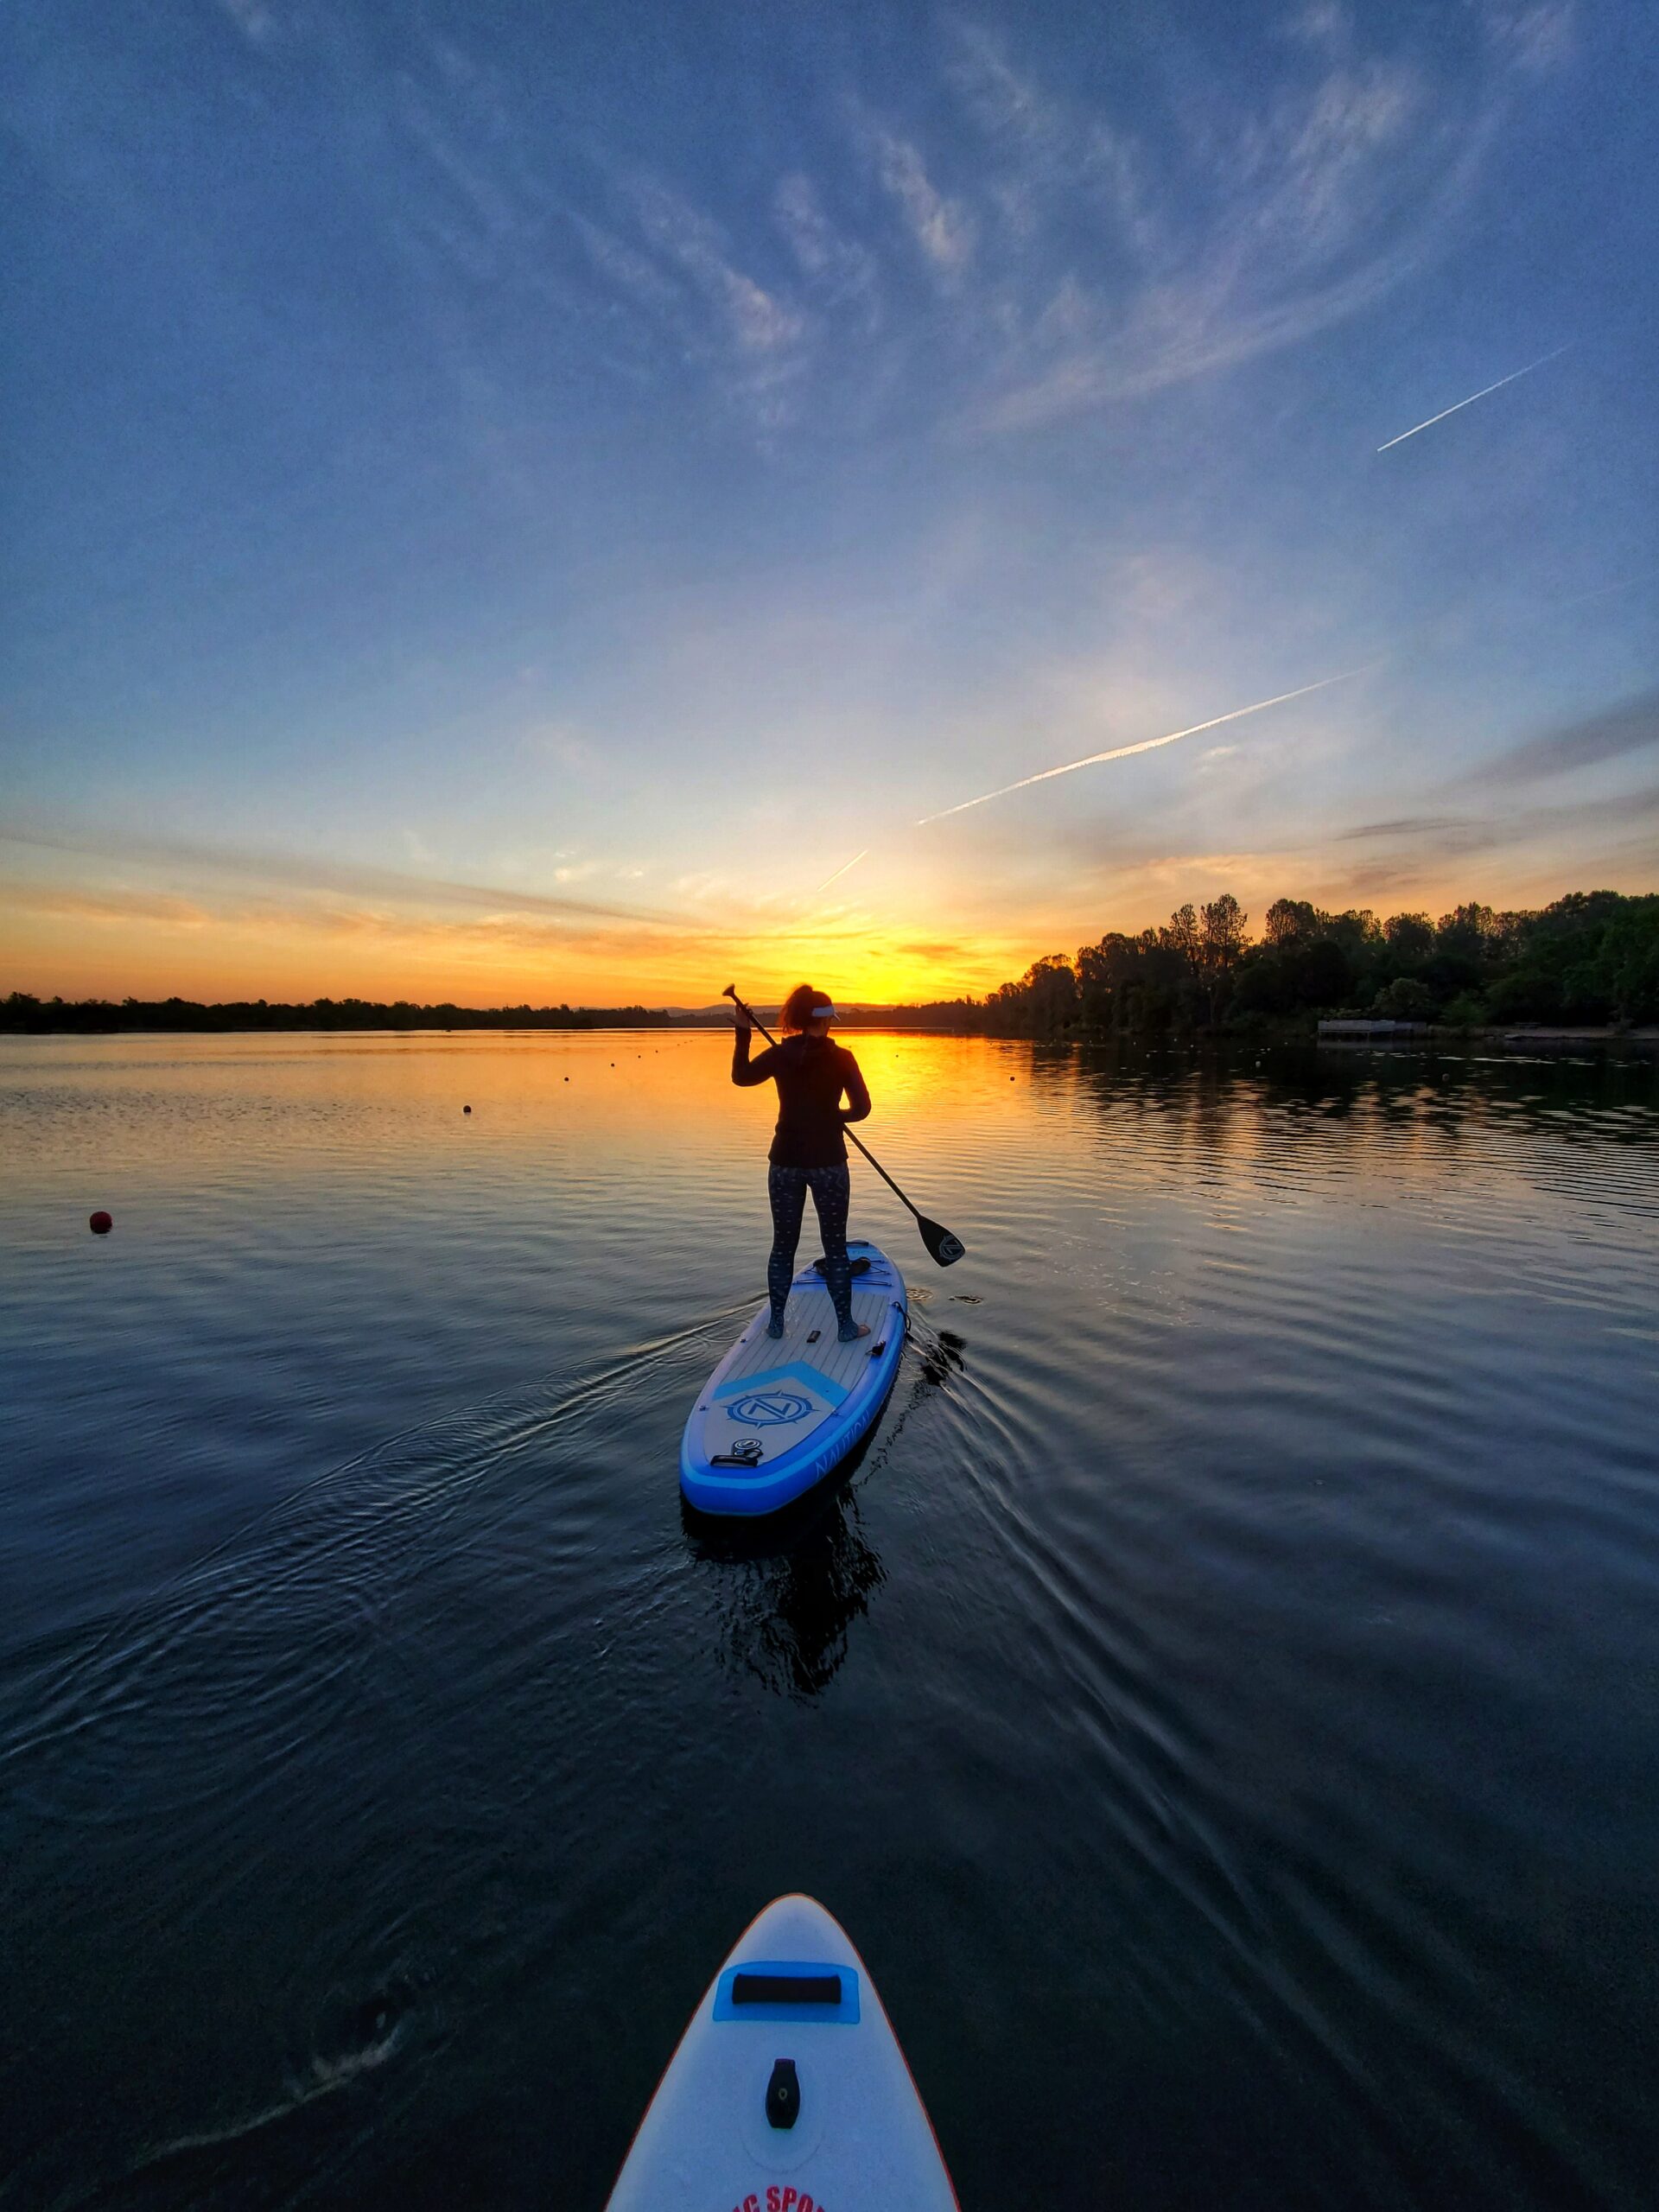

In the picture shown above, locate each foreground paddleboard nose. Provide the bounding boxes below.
[607,1893,957,2209]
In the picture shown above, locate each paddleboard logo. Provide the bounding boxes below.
[728,2190,829,2212]
[728,1389,812,1427]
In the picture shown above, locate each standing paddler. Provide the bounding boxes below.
[732,984,873,1343]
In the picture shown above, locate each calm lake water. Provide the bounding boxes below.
[3,1029,1657,2210]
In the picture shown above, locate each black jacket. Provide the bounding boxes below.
[732,1030,872,1167]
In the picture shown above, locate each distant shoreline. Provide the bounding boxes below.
[0,996,674,1038]
[4,1008,1656,1054]
[0,994,978,1036]
[1317,1024,1659,1053]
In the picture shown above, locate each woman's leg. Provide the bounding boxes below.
[806,1166,863,1338]
[766,1166,808,1334]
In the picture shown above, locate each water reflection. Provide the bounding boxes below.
[683,1472,886,1699]
[913,1324,969,1391]
[680,1318,976,1696]
[1037,1039,1659,1238]
[1055,1034,1659,1152]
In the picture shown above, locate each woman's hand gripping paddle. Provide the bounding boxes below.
[722,986,967,1268]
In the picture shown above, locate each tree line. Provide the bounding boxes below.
[969,888,1659,1037]
[0,995,674,1035]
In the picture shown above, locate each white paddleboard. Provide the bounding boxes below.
[607,1893,957,2209]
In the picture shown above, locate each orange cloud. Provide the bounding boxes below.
[0,868,1021,1007]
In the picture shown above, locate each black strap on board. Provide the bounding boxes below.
[732,1972,842,2007]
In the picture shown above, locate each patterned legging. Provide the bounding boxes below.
[767,1164,853,1328]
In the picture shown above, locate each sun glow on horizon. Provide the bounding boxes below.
[0,881,1031,1010]
[9,813,1655,1012]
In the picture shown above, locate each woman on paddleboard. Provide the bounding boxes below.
[733,984,873,1344]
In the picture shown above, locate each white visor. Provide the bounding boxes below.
[811,1002,836,1020]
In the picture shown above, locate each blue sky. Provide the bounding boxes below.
[3,0,1656,1002]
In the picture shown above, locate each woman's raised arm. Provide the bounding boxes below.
[731,1026,778,1087]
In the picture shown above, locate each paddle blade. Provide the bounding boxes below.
[918,1216,965,1268]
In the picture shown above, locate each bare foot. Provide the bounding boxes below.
[838,1320,871,1343]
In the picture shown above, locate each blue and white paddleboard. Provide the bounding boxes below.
[681,1240,907,1516]
[607,1893,957,2210]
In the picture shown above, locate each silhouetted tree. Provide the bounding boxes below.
[1263,898,1320,947]
[1198,895,1249,1020]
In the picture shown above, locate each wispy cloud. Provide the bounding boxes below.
[626,181,804,353]
[944,27,1497,432]
[1335,813,1472,843]
[1325,783,1659,876]
[257,11,1546,450]
[772,174,877,313]
[1376,344,1569,451]
[1,828,942,1000]
[214,0,276,45]
[0,825,688,932]
[1478,0,1577,78]
[2,881,217,929]
[517,720,603,774]
[566,178,817,429]
[0,874,866,981]
[570,215,685,320]
[1294,691,1659,899]
[1456,688,1659,785]
[868,127,977,275]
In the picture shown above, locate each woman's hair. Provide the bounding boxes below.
[780,982,823,1033]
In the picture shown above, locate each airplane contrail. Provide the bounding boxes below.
[914,670,1367,826]
[1376,346,1569,453]
[813,848,868,895]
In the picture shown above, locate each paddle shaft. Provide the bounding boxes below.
[724,989,925,1223]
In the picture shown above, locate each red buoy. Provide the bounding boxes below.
[90,1211,112,1235]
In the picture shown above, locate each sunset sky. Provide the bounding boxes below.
[3,0,1656,1007]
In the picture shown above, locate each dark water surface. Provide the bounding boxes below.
[3,1030,1657,2209]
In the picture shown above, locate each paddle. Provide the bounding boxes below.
[722,986,966,1268]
